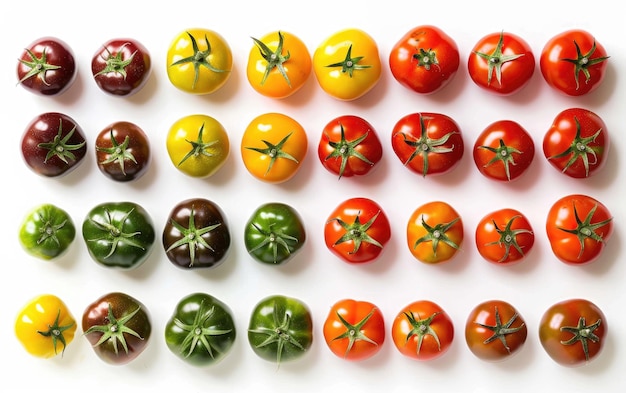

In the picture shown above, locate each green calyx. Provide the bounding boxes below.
[473,32,524,86]
[413,47,440,71]
[94,43,136,79]
[173,300,232,359]
[247,222,299,264]
[329,210,383,254]
[549,117,602,177]
[403,310,441,355]
[38,118,86,164]
[84,304,143,355]
[475,306,525,353]
[324,124,373,179]
[325,44,371,77]
[37,309,75,356]
[178,122,218,166]
[252,31,291,86]
[97,130,136,176]
[413,216,461,256]
[166,205,221,267]
[332,308,378,358]
[561,40,609,90]
[558,203,612,259]
[485,215,533,262]
[245,132,298,175]
[18,48,61,85]
[249,308,304,364]
[170,32,229,90]
[560,316,602,361]
[87,208,145,258]
[478,138,522,181]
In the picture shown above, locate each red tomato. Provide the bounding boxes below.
[543,108,609,179]
[391,300,454,361]
[16,37,76,96]
[391,112,464,177]
[388,25,460,94]
[323,299,385,361]
[473,120,535,182]
[468,31,535,95]
[91,38,151,97]
[540,29,609,96]
[324,197,391,264]
[318,115,383,179]
[539,298,607,366]
[465,300,527,362]
[475,209,534,265]
[546,194,613,265]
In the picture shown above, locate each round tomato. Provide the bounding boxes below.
[546,194,613,265]
[312,28,381,101]
[473,120,535,182]
[406,201,463,264]
[540,29,609,96]
[324,197,391,264]
[539,298,607,366]
[323,299,385,361]
[468,31,535,96]
[19,203,76,261]
[91,38,151,96]
[475,208,534,265]
[318,115,383,179]
[167,28,233,95]
[95,121,151,182]
[465,300,527,362]
[388,25,460,94]
[241,112,308,184]
[543,108,608,179]
[16,36,76,96]
[247,30,311,99]
[391,112,464,177]
[166,114,230,178]
[391,300,454,361]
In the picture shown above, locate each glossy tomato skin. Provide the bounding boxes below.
[407,201,463,264]
[247,31,312,99]
[543,108,608,179]
[323,299,385,361]
[540,30,609,96]
[318,115,383,179]
[82,292,151,365]
[391,112,464,177]
[475,208,534,265]
[167,28,233,95]
[465,300,527,361]
[392,300,454,361]
[241,112,308,184]
[389,25,460,94]
[95,121,151,182]
[91,38,151,96]
[539,299,606,366]
[162,198,231,269]
[166,114,230,178]
[18,203,75,261]
[21,112,87,178]
[15,294,77,358]
[473,120,535,182]
[468,31,535,95]
[17,37,76,96]
[546,194,613,265]
[324,197,391,264]
[313,28,381,101]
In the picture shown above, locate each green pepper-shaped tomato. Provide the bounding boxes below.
[82,201,155,269]
[19,203,76,260]
[165,293,236,366]
[244,202,306,265]
[248,294,313,364]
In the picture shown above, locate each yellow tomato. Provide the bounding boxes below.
[166,114,230,178]
[241,113,308,183]
[15,294,77,358]
[313,28,382,101]
[167,28,233,95]
[246,31,312,99]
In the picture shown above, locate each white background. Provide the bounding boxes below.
[1,1,623,392]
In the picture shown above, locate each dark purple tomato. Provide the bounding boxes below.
[16,37,77,96]
[91,38,151,96]
[95,121,151,182]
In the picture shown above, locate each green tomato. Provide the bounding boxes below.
[19,203,76,260]
[248,294,313,364]
[82,201,155,269]
[164,293,236,366]
[244,202,306,265]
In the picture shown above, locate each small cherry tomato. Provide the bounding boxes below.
[313,28,381,101]
[324,197,391,264]
[389,25,460,94]
[91,38,151,96]
[406,201,463,264]
[540,29,609,96]
[539,298,607,367]
[391,112,464,177]
[473,120,535,182]
[543,108,609,179]
[95,121,151,182]
[318,115,383,179]
[475,208,534,265]
[465,300,527,362]
[16,36,76,96]
[546,194,613,265]
[468,31,535,95]
[323,299,385,361]
[247,31,311,99]
[391,300,454,361]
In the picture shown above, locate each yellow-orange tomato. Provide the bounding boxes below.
[246,31,312,99]
[406,201,464,264]
[313,28,382,101]
[15,294,77,358]
[241,113,308,183]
